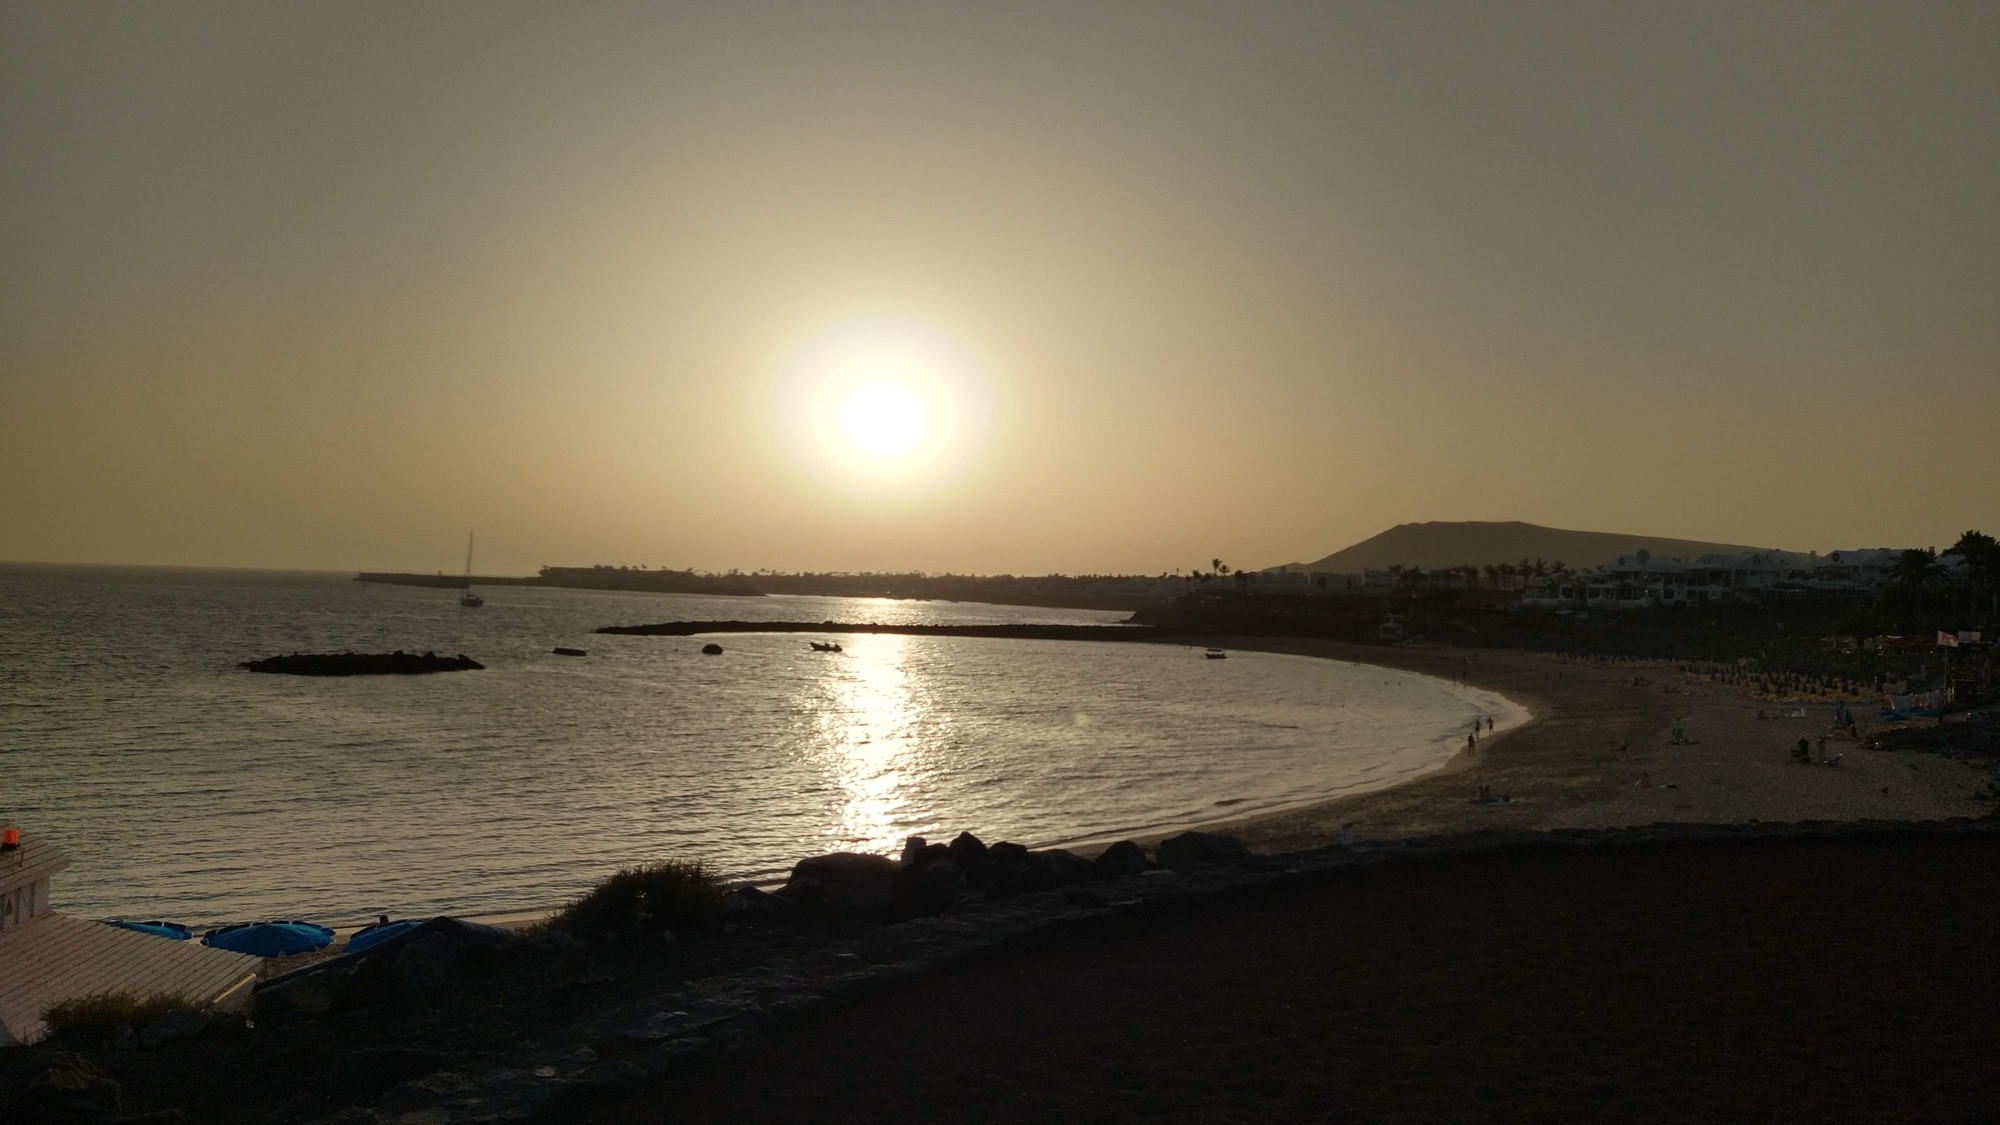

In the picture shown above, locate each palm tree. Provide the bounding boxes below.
[1888,548,1946,625]
[1945,530,1998,622]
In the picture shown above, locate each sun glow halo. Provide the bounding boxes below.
[840,381,926,458]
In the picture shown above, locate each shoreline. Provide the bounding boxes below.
[118,635,1996,937]
[1203,638,1995,854]
[1045,652,1534,855]
[448,642,1532,932]
[390,634,1997,932]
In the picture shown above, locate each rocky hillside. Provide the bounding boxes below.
[1278,521,1777,573]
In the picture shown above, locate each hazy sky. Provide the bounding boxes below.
[4,2,1995,575]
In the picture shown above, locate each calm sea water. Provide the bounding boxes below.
[0,565,1520,927]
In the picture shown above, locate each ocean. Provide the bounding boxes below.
[0,564,1520,927]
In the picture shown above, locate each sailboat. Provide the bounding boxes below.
[458,531,484,608]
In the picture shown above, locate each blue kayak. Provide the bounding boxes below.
[105,920,192,941]
[202,920,335,957]
[343,918,424,954]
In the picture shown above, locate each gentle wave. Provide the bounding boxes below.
[1,565,1511,927]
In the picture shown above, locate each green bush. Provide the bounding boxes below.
[42,990,200,1041]
[552,860,726,944]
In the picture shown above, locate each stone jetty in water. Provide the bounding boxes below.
[237,651,485,676]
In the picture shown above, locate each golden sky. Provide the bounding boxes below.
[3,3,1995,575]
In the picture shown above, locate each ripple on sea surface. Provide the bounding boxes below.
[1,566,1521,925]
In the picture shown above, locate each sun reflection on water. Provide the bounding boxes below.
[816,634,925,852]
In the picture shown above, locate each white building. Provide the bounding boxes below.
[1520,548,1913,610]
[0,827,261,1045]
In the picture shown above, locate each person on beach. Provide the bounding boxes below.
[1485,715,1494,733]
[1467,733,1478,754]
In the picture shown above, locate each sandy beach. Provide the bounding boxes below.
[470,640,1990,923]
[1207,640,1992,850]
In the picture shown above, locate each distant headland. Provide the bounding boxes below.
[359,566,1181,610]
[357,565,762,597]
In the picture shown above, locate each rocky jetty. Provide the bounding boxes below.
[238,651,485,676]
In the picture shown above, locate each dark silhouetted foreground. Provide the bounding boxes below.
[614,834,1999,1125]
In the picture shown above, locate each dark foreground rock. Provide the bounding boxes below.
[258,918,525,1023]
[1092,840,1150,877]
[238,651,484,676]
[5,1051,122,1124]
[1156,830,1259,872]
[775,853,898,918]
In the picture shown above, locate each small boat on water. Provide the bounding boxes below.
[809,641,844,653]
[1205,648,1228,660]
[458,531,484,608]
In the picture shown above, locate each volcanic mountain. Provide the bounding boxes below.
[1276,521,1778,574]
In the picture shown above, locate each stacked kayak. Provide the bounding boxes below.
[105,920,192,941]
[202,920,335,956]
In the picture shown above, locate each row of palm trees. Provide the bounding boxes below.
[1176,557,1576,594]
[1884,530,1999,624]
[1387,559,1572,591]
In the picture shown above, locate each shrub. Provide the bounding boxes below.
[42,990,201,1042]
[552,860,726,944]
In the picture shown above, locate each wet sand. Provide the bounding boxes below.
[1205,641,1992,850]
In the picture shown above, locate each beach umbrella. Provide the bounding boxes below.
[201,920,335,957]
[104,920,192,941]
[343,918,424,954]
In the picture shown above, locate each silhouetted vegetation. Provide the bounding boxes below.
[550,861,727,945]
[41,991,201,1046]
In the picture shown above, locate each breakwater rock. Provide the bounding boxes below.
[596,620,1175,641]
[238,651,485,676]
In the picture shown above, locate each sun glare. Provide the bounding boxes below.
[841,382,926,458]
[781,321,985,490]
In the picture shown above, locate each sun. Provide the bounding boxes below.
[840,381,926,458]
